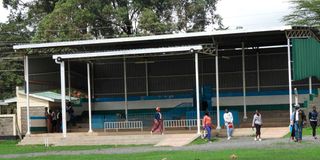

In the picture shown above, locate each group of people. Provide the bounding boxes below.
[202,109,237,142]
[45,102,75,133]
[201,105,318,143]
[45,107,62,133]
[149,107,264,142]
[290,105,318,142]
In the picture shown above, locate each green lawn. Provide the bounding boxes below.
[284,127,320,138]
[4,146,320,160]
[189,137,218,145]
[0,140,149,155]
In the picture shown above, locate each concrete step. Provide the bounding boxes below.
[154,134,199,147]
[240,122,288,128]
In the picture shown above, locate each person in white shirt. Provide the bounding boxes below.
[223,108,233,140]
[252,110,262,141]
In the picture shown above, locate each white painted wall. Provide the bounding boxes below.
[16,88,49,133]
[82,98,193,111]
[80,94,308,112]
[213,94,309,106]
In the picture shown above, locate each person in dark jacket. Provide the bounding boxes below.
[309,106,318,139]
[293,105,306,142]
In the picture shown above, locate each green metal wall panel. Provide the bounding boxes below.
[292,38,320,80]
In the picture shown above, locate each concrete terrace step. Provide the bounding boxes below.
[154,134,199,147]
[20,132,200,146]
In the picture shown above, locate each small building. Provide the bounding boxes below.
[16,87,77,134]
[0,98,17,139]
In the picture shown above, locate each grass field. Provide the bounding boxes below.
[3,145,320,160]
[0,140,149,155]
[1,127,319,159]
[284,127,320,138]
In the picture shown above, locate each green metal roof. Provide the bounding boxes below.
[32,91,78,102]
[19,90,78,102]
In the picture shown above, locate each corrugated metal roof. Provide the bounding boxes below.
[19,91,78,102]
[13,26,292,50]
[0,97,17,105]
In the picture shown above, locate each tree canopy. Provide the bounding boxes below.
[0,0,224,99]
[283,0,320,28]
[32,0,224,41]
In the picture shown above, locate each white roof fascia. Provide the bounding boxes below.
[18,90,54,102]
[14,26,292,50]
[0,102,8,106]
[52,45,202,60]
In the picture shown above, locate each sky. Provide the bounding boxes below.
[0,0,293,30]
[216,0,292,30]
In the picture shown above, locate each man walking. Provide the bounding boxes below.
[293,105,306,142]
[224,109,233,140]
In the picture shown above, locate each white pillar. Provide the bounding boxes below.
[309,77,312,95]
[145,61,149,96]
[87,63,93,133]
[68,60,71,101]
[242,42,247,120]
[123,57,128,121]
[257,51,260,92]
[60,61,67,137]
[294,88,298,106]
[215,45,221,129]
[24,56,31,135]
[91,63,95,98]
[287,38,293,117]
[194,51,201,134]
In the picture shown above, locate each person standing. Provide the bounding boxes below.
[202,112,212,142]
[45,108,53,133]
[309,106,318,139]
[151,107,163,135]
[66,102,74,126]
[290,110,296,141]
[223,109,233,140]
[51,110,57,133]
[252,110,262,141]
[293,105,306,142]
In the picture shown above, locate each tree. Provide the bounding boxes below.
[283,0,320,28]
[33,0,225,41]
[0,14,31,99]
[0,0,225,98]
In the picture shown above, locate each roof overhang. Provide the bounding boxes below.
[14,26,294,50]
[52,45,203,60]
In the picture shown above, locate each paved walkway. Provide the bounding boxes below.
[2,136,319,159]
[19,127,289,147]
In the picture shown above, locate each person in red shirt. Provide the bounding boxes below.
[202,111,212,142]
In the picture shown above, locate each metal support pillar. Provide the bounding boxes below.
[60,61,67,137]
[91,63,95,98]
[194,51,201,134]
[24,56,31,135]
[145,60,149,96]
[68,60,71,101]
[123,57,128,121]
[309,77,312,95]
[294,88,298,106]
[87,63,93,133]
[287,38,293,117]
[242,42,247,120]
[257,51,260,92]
[215,45,221,129]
